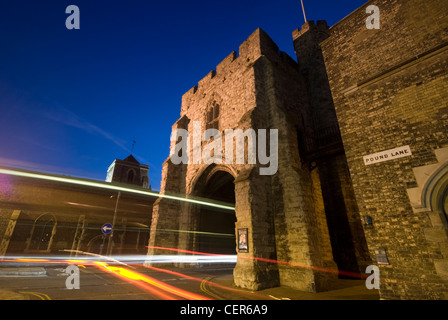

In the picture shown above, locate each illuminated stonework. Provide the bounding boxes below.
[146,0,448,299]
[146,27,370,292]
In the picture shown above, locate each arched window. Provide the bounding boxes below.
[127,170,135,183]
[421,161,448,217]
[206,102,220,130]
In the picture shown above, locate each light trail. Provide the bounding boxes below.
[146,254,237,264]
[1,255,213,300]
[0,167,235,211]
[146,246,367,280]
[143,265,275,300]
[147,245,232,256]
[157,228,234,238]
[93,261,211,300]
[1,253,237,266]
[96,262,177,300]
[2,244,367,281]
[62,249,134,268]
[5,253,359,299]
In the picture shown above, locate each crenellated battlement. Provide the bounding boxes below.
[181,28,299,110]
[216,51,237,75]
[292,20,329,41]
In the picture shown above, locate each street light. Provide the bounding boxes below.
[106,191,121,256]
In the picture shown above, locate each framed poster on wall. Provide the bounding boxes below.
[238,228,248,253]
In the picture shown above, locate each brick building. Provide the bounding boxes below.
[320,0,448,299]
[147,0,448,299]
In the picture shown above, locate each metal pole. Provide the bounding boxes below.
[107,191,120,256]
[300,0,307,23]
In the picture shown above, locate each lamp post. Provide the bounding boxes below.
[106,191,121,256]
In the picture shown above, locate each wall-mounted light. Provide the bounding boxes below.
[374,248,390,265]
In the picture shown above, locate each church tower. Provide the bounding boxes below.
[106,154,150,189]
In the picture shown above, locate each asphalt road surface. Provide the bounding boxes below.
[0,262,262,300]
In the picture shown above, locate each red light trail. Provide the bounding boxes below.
[146,245,367,280]
[93,261,211,300]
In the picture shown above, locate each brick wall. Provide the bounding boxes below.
[321,0,448,299]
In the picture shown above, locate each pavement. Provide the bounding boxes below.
[0,267,47,300]
[0,267,47,277]
[207,274,379,300]
[0,265,379,300]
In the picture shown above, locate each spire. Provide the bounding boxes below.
[131,140,136,154]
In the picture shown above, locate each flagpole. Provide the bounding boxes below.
[300,0,307,23]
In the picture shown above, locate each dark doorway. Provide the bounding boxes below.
[195,171,236,254]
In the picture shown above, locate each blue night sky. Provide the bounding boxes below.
[0,0,366,190]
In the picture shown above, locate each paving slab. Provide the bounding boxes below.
[0,267,47,277]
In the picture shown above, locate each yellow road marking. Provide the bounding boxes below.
[19,291,51,300]
[200,277,225,300]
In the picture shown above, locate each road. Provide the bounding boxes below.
[0,261,266,300]
[0,254,380,302]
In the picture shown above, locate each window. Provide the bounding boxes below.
[127,170,135,183]
[27,214,57,252]
[206,102,220,130]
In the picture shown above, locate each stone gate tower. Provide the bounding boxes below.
[146,27,369,292]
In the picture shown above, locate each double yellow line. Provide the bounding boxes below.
[200,277,225,300]
[19,291,51,300]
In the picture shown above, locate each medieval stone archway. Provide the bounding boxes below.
[190,167,236,255]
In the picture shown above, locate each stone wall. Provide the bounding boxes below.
[147,28,342,291]
[292,20,372,279]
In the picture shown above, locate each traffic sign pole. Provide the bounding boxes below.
[106,191,120,256]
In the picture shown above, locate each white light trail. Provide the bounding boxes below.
[0,168,235,211]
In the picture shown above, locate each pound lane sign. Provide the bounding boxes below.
[102,223,113,235]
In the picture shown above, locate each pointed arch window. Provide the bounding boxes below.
[206,102,220,130]
[127,169,135,183]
